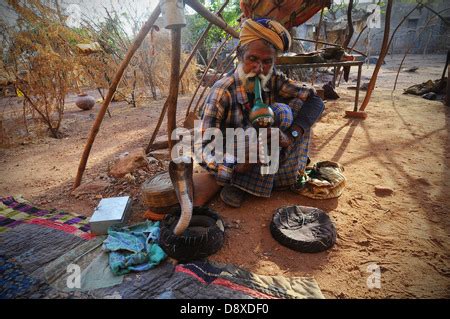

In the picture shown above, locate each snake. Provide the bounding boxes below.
[169,157,194,236]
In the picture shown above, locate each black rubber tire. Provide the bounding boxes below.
[270,205,336,253]
[159,206,225,262]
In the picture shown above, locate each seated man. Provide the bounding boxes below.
[200,18,324,207]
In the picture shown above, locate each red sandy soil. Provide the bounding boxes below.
[0,54,449,298]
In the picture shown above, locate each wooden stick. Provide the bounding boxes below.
[185,0,239,39]
[342,0,354,49]
[311,7,325,85]
[185,36,231,117]
[359,0,422,111]
[193,46,237,115]
[167,27,182,151]
[385,4,421,58]
[146,1,229,153]
[359,0,393,112]
[73,4,161,189]
[446,65,450,107]
[315,8,325,51]
[334,0,353,87]
[441,49,450,81]
[293,37,367,57]
[393,15,437,92]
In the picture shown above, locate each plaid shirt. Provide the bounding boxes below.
[201,68,313,133]
[200,68,315,196]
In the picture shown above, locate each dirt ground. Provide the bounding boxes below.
[0,54,449,299]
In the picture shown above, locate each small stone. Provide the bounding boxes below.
[72,180,111,196]
[118,152,130,159]
[374,185,394,196]
[109,148,148,178]
[146,156,159,165]
[415,177,431,186]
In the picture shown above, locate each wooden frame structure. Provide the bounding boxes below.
[73,0,239,189]
[74,0,406,189]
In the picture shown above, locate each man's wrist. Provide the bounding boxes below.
[289,124,304,139]
[279,130,293,148]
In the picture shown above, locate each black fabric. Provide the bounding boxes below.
[159,206,225,262]
[323,82,340,100]
[270,205,336,253]
[343,66,350,82]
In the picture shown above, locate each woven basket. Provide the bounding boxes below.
[141,171,179,209]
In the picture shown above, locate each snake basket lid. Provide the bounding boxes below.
[141,171,178,208]
[270,205,336,253]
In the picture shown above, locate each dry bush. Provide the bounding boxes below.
[94,31,198,104]
[1,0,88,138]
[0,0,198,144]
[142,30,198,97]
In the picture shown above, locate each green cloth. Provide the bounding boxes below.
[80,251,124,291]
[102,221,166,276]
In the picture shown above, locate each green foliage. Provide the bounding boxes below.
[184,0,240,52]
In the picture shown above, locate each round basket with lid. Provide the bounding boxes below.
[141,171,179,211]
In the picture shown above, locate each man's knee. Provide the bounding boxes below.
[291,95,325,129]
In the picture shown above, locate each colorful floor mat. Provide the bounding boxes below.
[0,197,324,299]
[0,196,94,240]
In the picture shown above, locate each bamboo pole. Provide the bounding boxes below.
[359,0,393,112]
[185,0,239,39]
[73,4,161,189]
[167,27,182,151]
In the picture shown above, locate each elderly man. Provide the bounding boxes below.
[200,18,324,207]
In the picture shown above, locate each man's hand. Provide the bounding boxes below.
[264,127,293,148]
[279,130,293,148]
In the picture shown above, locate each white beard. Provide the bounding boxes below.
[259,66,273,92]
[237,63,256,89]
[236,63,274,92]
